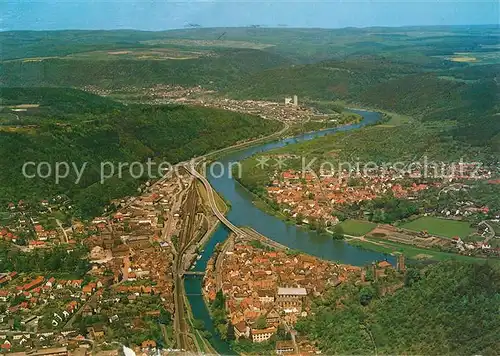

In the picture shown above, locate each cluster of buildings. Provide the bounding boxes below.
[176,96,321,124]
[83,84,214,100]
[0,272,111,335]
[439,202,494,219]
[0,335,80,356]
[1,197,73,249]
[82,174,194,313]
[0,344,164,356]
[0,170,198,353]
[0,228,22,244]
[266,169,437,224]
[0,308,172,356]
[142,84,216,100]
[452,220,500,255]
[452,236,496,252]
[203,242,361,345]
[440,162,493,181]
[264,161,498,225]
[100,84,329,124]
[3,274,165,353]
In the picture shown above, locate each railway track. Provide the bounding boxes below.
[174,181,200,352]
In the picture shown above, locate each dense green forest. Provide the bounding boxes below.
[251,121,497,166]
[0,241,90,277]
[2,26,498,63]
[0,87,124,115]
[0,30,174,60]
[0,88,282,217]
[296,261,500,355]
[0,49,290,90]
[228,61,499,151]
[1,24,499,356]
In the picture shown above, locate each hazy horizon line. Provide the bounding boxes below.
[2,23,499,33]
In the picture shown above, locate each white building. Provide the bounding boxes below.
[251,327,277,343]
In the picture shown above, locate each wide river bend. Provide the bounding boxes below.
[184,109,393,354]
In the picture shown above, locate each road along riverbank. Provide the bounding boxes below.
[184,109,395,354]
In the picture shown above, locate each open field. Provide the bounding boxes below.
[368,225,450,247]
[338,219,377,236]
[0,112,18,122]
[450,56,477,63]
[68,48,210,60]
[0,126,38,134]
[141,39,275,50]
[489,221,500,235]
[401,217,474,238]
[6,104,40,109]
[489,222,500,248]
[437,51,500,65]
[349,236,496,264]
[6,48,211,63]
[379,110,412,126]
[490,238,500,249]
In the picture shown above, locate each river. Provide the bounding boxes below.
[184,109,394,354]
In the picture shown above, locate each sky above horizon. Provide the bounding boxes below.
[2,0,499,31]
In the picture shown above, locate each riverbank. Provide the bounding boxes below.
[184,108,396,355]
[284,110,364,136]
[204,120,290,162]
[199,235,236,354]
[235,179,497,264]
[204,108,393,265]
[349,235,499,265]
[201,225,367,355]
[225,104,500,265]
[247,193,331,235]
[335,102,412,127]
[182,292,219,354]
[228,107,390,231]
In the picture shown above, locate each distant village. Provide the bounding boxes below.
[266,163,494,227]
[84,84,343,124]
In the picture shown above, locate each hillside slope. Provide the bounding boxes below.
[0,49,290,89]
[227,59,500,152]
[0,88,282,217]
[297,261,500,355]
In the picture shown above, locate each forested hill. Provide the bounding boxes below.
[0,87,124,114]
[0,87,282,217]
[2,28,499,155]
[0,48,291,90]
[227,59,500,153]
[297,261,500,355]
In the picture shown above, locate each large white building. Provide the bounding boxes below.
[276,287,307,312]
[251,327,277,343]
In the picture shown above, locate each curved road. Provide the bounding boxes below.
[188,161,245,237]
[185,119,289,236]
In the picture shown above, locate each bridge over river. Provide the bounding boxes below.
[188,162,246,238]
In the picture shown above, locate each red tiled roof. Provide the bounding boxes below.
[378,261,392,268]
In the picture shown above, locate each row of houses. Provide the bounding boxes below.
[204,242,361,343]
